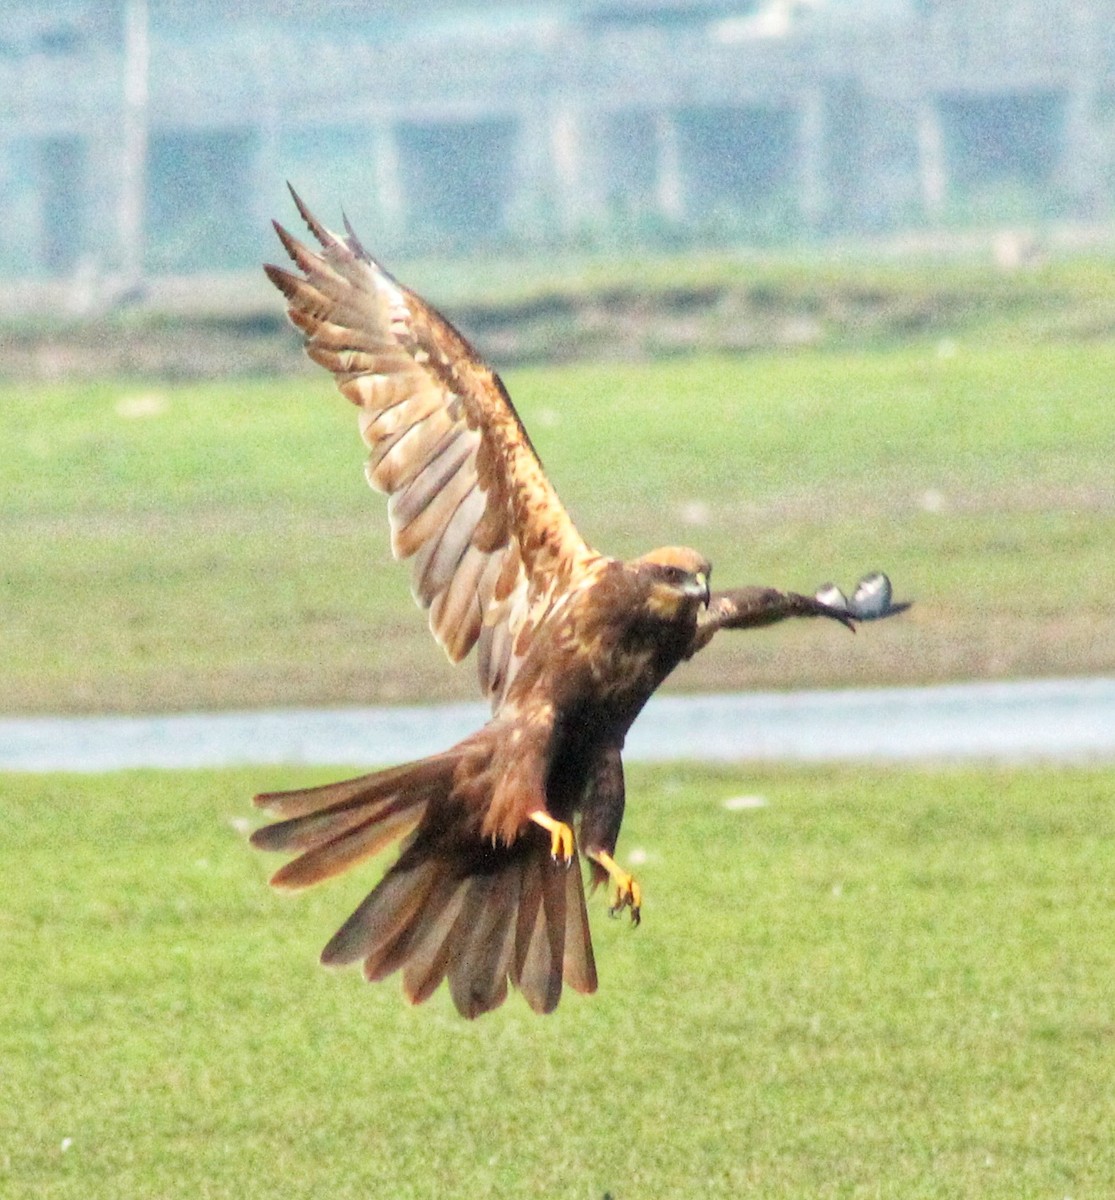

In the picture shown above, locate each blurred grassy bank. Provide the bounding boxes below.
[7,251,1115,378]
[3,255,1113,714]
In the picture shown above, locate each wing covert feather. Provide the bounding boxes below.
[266,189,596,705]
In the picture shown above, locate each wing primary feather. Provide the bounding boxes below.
[342,210,375,263]
[263,262,308,305]
[266,198,597,706]
[287,184,338,249]
[271,221,344,289]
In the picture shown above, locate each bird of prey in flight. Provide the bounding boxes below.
[252,189,909,1018]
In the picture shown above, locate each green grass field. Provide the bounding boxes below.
[4,763,1114,1198]
[5,335,1114,713]
[4,264,1114,1196]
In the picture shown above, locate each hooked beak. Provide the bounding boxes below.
[687,571,711,608]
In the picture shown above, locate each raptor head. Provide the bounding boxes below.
[632,545,712,618]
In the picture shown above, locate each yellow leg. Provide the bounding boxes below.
[588,849,642,926]
[529,810,575,865]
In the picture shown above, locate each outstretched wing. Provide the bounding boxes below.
[689,586,856,656]
[688,572,909,656]
[265,189,596,707]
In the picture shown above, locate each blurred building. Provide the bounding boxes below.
[3,0,1114,303]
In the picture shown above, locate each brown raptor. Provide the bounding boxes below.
[252,189,908,1018]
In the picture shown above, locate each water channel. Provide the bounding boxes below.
[3,677,1113,772]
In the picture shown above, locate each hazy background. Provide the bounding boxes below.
[6,10,1115,1196]
[5,0,1115,324]
[4,2,1114,716]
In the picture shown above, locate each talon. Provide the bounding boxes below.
[591,849,642,926]
[529,810,575,865]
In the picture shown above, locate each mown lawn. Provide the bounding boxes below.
[4,335,1114,712]
[3,763,1114,1198]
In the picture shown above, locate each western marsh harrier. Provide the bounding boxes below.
[252,190,908,1018]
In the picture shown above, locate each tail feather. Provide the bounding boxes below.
[251,795,395,855]
[562,858,598,996]
[511,850,543,990]
[253,754,455,820]
[359,866,447,983]
[321,858,441,967]
[251,755,458,890]
[400,874,474,1006]
[513,851,567,1015]
[444,872,499,1015]
[251,746,600,1017]
[269,799,423,891]
[446,868,520,1018]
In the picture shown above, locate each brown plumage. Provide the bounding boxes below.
[253,187,906,1018]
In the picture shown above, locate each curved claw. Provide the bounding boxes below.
[815,599,858,632]
[589,849,642,926]
[529,810,576,866]
[800,590,857,632]
[608,879,642,926]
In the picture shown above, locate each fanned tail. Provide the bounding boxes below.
[251,753,458,890]
[316,834,597,1018]
[250,749,598,1018]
